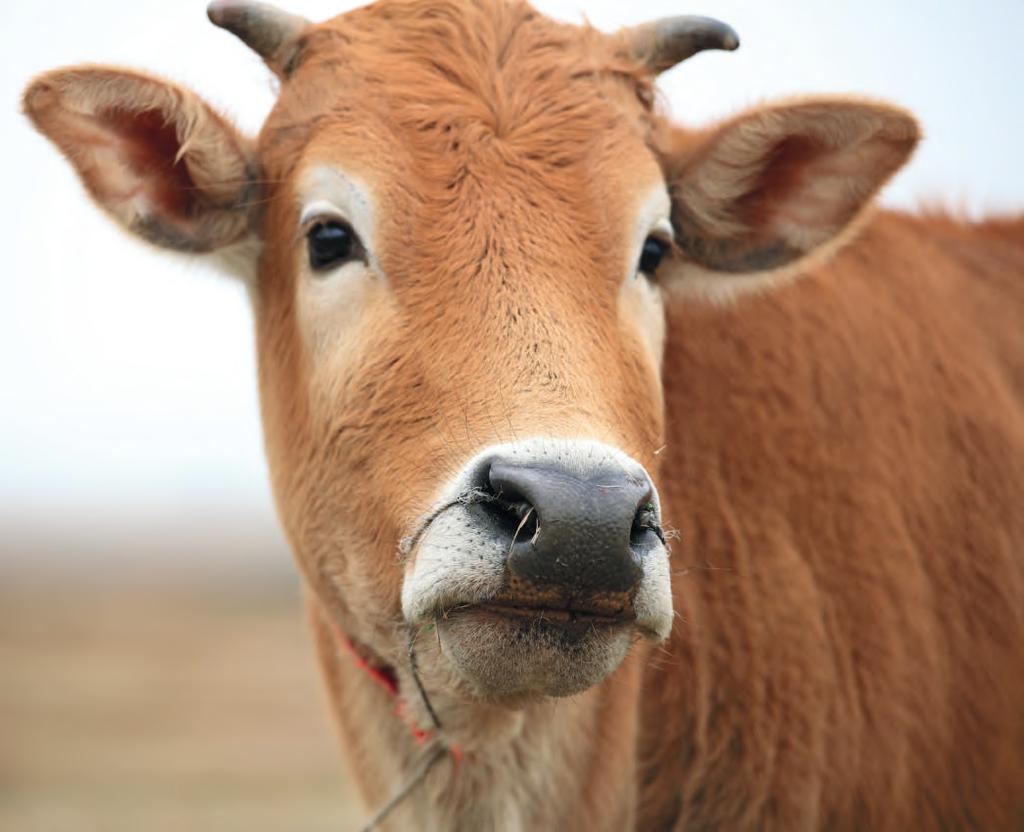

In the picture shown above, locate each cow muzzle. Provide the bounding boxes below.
[401,439,673,700]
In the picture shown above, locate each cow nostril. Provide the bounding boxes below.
[479,467,539,543]
[630,497,662,548]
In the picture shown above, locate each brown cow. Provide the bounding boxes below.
[23,1,1024,828]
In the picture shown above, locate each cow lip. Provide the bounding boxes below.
[469,599,636,626]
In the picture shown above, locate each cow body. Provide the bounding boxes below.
[23,1,1024,828]
[646,212,1024,829]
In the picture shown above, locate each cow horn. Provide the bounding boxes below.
[628,16,740,73]
[207,1,310,75]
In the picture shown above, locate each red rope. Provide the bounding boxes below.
[331,620,462,763]
[335,629,400,697]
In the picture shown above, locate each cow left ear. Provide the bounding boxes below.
[658,98,920,299]
[23,67,259,256]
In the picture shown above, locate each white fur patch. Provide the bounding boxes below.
[296,164,379,273]
[294,165,391,359]
[617,185,671,367]
[626,185,673,284]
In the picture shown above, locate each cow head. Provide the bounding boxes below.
[23,0,917,708]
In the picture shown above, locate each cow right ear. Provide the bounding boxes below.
[23,67,260,257]
[657,98,919,301]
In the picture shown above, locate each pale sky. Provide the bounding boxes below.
[2,1,1022,563]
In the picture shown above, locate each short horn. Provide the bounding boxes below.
[628,15,739,73]
[207,1,310,75]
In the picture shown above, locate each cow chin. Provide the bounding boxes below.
[400,438,674,702]
[436,610,635,700]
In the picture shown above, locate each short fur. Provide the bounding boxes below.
[23,0,1024,828]
[645,211,1024,829]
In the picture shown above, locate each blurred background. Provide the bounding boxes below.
[2,0,1022,829]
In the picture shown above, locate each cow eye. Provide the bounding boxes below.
[638,235,669,277]
[307,220,360,270]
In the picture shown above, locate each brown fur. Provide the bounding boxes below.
[23,0,1024,828]
[645,212,1024,829]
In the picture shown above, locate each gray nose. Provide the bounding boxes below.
[484,459,660,595]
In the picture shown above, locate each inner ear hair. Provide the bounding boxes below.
[664,97,920,284]
[23,67,260,253]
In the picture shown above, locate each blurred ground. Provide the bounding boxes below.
[0,574,365,831]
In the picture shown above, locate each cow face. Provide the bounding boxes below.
[24,1,917,705]
[252,6,679,701]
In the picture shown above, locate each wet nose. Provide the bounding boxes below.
[484,459,661,595]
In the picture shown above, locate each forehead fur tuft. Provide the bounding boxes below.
[260,0,656,181]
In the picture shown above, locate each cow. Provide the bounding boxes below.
[23,0,1024,829]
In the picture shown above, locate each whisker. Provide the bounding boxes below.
[508,506,534,555]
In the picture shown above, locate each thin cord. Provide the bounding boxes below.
[357,628,451,830]
[358,742,449,832]
[407,626,443,730]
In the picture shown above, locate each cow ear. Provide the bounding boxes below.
[23,67,259,256]
[659,98,919,300]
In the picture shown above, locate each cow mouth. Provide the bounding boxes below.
[471,601,633,626]
[403,534,663,701]
[446,577,639,642]
[468,573,636,619]
[464,584,638,632]
[428,588,639,700]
